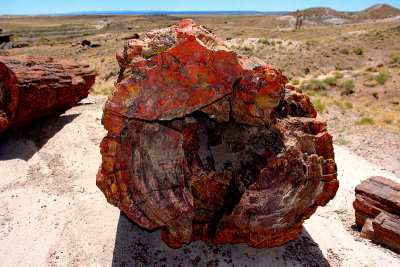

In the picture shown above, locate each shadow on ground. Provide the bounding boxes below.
[0,113,80,161]
[112,212,330,267]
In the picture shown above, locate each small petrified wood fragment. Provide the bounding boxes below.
[353,176,400,251]
[97,19,338,248]
[0,55,95,133]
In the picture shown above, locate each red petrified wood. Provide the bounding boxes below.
[97,19,338,248]
[353,176,400,251]
[0,55,95,133]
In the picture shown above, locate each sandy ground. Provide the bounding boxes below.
[0,95,399,267]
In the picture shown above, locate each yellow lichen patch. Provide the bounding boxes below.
[264,69,278,82]
[126,83,141,99]
[255,94,273,109]
[142,44,170,58]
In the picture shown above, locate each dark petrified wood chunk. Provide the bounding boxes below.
[353,176,400,251]
[0,55,95,133]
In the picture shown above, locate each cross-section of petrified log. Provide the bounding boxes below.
[353,176,400,251]
[97,19,338,248]
[0,55,95,133]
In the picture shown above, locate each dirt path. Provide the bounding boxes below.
[0,95,399,266]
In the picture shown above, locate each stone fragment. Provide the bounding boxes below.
[0,55,95,133]
[97,19,338,248]
[353,176,400,251]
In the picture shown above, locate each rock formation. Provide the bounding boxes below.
[0,55,95,133]
[353,176,400,251]
[97,19,338,248]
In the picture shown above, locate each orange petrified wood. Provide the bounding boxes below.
[0,55,95,133]
[97,19,338,248]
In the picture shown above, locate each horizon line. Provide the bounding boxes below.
[0,9,361,16]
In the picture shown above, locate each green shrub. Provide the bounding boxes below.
[345,102,353,109]
[364,80,378,87]
[261,38,270,45]
[394,25,400,36]
[333,100,344,109]
[344,79,355,92]
[323,76,337,86]
[334,72,344,79]
[93,69,99,76]
[353,47,364,55]
[311,98,326,112]
[334,138,350,145]
[390,50,400,64]
[355,117,375,125]
[291,79,300,85]
[376,73,388,85]
[365,66,378,72]
[309,79,326,90]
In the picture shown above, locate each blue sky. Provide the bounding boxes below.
[1,0,399,15]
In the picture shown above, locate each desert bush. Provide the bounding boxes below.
[365,67,378,72]
[353,47,364,55]
[291,79,300,85]
[394,25,400,36]
[333,100,344,109]
[383,112,396,124]
[389,50,400,66]
[343,79,355,93]
[391,98,400,105]
[334,72,344,79]
[261,38,270,45]
[364,80,378,87]
[345,102,353,109]
[311,98,326,112]
[355,117,375,125]
[323,76,337,86]
[376,73,388,85]
[303,79,326,91]
[339,48,349,54]
[333,138,350,145]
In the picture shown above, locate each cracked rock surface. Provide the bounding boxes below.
[97,19,338,248]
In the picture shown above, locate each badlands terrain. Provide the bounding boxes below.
[0,4,400,266]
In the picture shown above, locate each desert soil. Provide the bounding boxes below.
[0,95,399,267]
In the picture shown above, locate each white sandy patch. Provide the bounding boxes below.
[0,95,398,266]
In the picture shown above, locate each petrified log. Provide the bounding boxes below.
[0,55,95,133]
[97,19,338,248]
[353,176,400,251]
